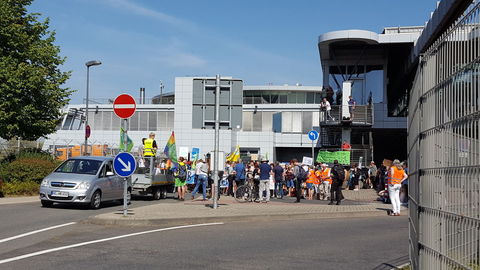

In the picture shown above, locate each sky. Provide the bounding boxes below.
[29,0,439,104]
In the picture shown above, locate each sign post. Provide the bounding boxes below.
[113,94,136,217]
[308,130,319,161]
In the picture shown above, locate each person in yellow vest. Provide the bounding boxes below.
[306,166,319,200]
[143,132,157,175]
[319,163,332,200]
[387,159,408,216]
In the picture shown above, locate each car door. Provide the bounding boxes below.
[98,162,115,200]
[106,161,123,199]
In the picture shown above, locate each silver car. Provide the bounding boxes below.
[39,156,131,209]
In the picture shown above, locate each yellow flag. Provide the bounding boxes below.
[226,145,240,162]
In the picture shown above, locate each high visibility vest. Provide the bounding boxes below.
[388,167,404,185]
[306,169,319,184]
[320,168,332,184]
[143,139,156,157]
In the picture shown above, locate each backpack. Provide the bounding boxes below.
[296,166,308,182]
[332,165,345,181]
[175,164,187,180]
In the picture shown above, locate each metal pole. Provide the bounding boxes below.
[213,74,221,209]
[84,66,90,156]
[312,139,314,160]
[160,81,164,104]
[123,118,128,217]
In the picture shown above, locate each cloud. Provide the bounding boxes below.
[104,0,198,32]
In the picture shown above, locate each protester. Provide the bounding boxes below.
[387,159,408,216]
[292,159,306,203]
[319,163,332,200]
[233,159,246,194]
[143,132,158,175]
[174,157,188,201]
[349,163,360,191]
[322,97,334,121]
[341,140,351,151]
[329,160,345,205]
[368,161,377,189]
[273,162,284,199]
[306,166,318,200]
[191,159,208,201]
[348,95,356,120]
[258,159,271,203]
[285,165,295,197]
[400,161,409,206]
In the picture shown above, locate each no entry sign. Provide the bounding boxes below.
[113,94,136,119]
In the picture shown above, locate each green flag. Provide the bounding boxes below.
[119,128,134,152]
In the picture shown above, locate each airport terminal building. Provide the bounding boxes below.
[45,26,424,164]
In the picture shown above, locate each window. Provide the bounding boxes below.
[242,111,253,131]
[306,92,315,104]
[148,111,157,131]
[252,112,262,131]
[139,112,148,131]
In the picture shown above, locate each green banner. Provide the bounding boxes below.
[316,151,350,165]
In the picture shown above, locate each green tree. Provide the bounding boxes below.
[0,0,72,141]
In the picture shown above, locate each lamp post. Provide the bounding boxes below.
[84,60,102,155]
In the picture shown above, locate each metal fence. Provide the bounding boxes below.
[319,105,373,125]
[408,2,480,269]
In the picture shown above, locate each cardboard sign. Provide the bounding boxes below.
[302,156,313,166]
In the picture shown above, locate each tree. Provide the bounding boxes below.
[0,0,72,141]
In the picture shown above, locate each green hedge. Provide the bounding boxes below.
[0,151,60,197]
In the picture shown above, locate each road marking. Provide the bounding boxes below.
[0,222,76,244]
[0,222,224,265]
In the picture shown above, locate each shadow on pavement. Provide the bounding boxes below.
[371,255,409,269]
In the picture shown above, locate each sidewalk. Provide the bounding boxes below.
[0,196,39,205]
[87,190,403,226]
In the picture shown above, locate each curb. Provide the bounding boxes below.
[84,210,389,227]
[0,196,39,205]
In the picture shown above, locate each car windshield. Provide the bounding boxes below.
[55,159,103,175]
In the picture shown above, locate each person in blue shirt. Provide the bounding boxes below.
[233,160,246,194]
[258,159,272,203]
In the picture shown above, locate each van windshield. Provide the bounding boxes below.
[55,159,103,175]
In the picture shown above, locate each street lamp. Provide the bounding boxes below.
[84,60,102,155]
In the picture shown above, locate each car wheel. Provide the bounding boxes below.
[41,200,53,207]
[90,190,102,210]
[153,187,161,200]
[160,186,167,199]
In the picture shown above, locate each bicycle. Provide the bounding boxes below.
[234,178,259,202]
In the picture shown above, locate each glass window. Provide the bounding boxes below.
[281,112,292,133]
[252,112,262,131]
[253,96,262,104]
[287,93,296,103]
[302,112,312,134]
[102,112,112,130]
[148,112,157,131]
[242,111,253,131]
[129,113,139,131]
[93,112,102,130]
[157,112,166,129]
[166,111,174,129]
[314,93,322,104]
[306,92,315,104]
[55,159,102,175]
[296,92,306,104]
[261,94,271,104]
[365,66,384,103]
[279,94,287,103]
[270,95,279,104]
[139,112,148,131]
[262,112,273,132]
[291,112,302,132]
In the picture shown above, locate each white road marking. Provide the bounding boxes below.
[0,222,224,265]
[0,222,76,244]
[113,104,135,109]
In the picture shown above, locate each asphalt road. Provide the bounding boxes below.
[0,198,409,270]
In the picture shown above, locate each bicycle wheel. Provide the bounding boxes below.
[234,185,251,203]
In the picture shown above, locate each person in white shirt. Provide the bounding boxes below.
[323,98,334,121]
[191,159,209,201]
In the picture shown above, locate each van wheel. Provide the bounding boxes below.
[90,191,102,209]
[153,187,161,200]
[41,200,53,207]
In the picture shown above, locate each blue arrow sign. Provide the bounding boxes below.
[308,130,319,141]
[114,152,137,177]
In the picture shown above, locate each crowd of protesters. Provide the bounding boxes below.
[155,156,408,215]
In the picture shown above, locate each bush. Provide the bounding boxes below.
[0,180,39,196]
[0,157,59,183]
[1,148,54,164]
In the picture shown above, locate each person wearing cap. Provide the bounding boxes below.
[143,132,158,175]
[258,158,272,203]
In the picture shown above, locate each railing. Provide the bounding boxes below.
[319,147,373,166]
[408,2,480,269]
[319,105,373,126]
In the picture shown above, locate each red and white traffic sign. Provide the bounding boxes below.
[113,94,136,119]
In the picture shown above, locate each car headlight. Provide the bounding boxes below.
[41,179,49,187]
[77,182,90,190]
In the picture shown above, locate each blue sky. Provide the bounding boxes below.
[29,0,438,103]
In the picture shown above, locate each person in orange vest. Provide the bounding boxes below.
[306,166,319,200]
[319,163,332,200]
[387,159,408,216]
